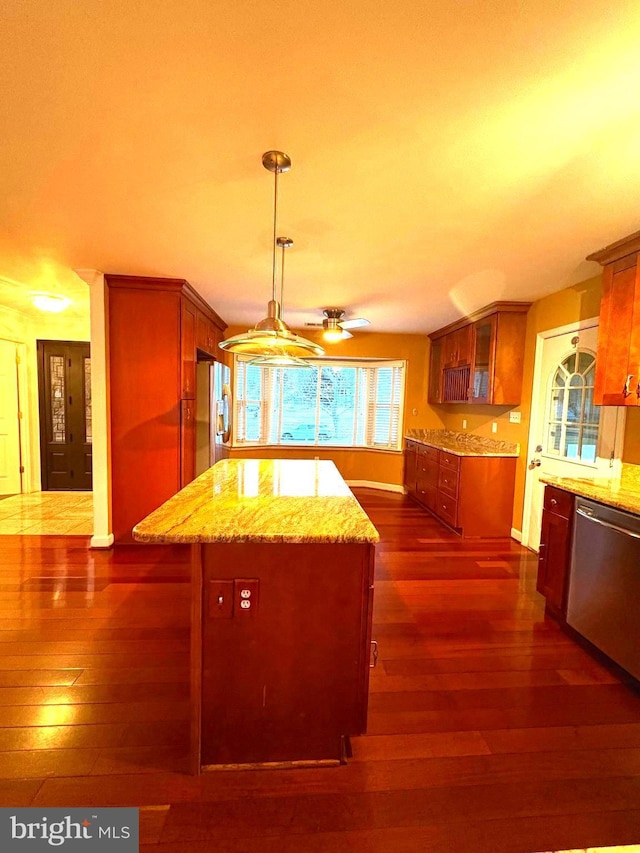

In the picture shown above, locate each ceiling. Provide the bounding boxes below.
[2,0,640,333]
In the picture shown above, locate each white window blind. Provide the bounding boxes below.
[234,357,405,450]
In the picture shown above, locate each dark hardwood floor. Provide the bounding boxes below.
[1,489,640,851]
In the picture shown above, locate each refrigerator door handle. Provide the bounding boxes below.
[221,383,232,443]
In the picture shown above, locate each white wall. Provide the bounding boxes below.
[0,303,90,492]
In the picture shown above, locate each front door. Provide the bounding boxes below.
[37,341,92,490]
[522,320,625,550]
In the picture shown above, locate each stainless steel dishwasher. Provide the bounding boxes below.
[567,496,640,681]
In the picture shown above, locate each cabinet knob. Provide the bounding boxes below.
[370,640,378,668]
[550,498,557,507]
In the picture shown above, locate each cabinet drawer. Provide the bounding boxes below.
[438,466,459,499]
[416,483,437,510]
[439,451,461,472]
[544,486,574,519]
[417,444,439,461]
[436,491,458,527]
[417,459,438,486]
[405,439,417,453]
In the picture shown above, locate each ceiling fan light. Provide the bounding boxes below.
[323,328,344,343]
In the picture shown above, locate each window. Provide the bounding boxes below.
[545,350,600,463]
[234,357,405,450]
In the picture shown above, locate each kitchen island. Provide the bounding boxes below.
[133,458,379,772]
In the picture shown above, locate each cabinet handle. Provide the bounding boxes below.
[370,640,378,668]
[623,374,634,397]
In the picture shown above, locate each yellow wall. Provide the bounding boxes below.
[224,326,443,486]
[0,304,90,492]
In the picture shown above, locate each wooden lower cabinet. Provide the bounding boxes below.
[404,440,418,494]
[416,445,438,511]
[194,541,375,769]
[405,443,517,538]
[536,485,574,616]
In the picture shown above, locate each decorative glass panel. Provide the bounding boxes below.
[84,357,92,444]
[581,425,599,462]
[545,349,600,463]
[49,356,66,444]
[551,388,564,421]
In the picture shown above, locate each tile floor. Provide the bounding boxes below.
[0,491,93,535]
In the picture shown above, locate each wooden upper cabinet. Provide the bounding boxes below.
[587,231,640,407]
[196,309,221,357]
[429,302,530,406]
[181,298,197,399]
[442,326,471,368]
[469,315,496,404]
[428,338,443,404]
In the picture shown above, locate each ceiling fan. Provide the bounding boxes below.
[306,308,371,342]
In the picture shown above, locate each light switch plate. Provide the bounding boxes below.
[209,580,234,619]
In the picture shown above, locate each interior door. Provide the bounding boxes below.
[37,341,92,491]
[522,321,625,551]
[0,339,22,496]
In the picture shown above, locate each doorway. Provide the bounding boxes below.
[0,339,22,496]
[37,340,92,491]
[522,319,626,551]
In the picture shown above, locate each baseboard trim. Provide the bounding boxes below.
[510,527,522,543]
[90,533,114,549]
[346,480,405,494]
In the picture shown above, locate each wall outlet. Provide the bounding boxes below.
[462,419,467,429]
[492,422,498,433]
[509,411,522,424]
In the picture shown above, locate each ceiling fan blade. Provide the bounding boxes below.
[339,317,370,330]
[341,329,354,339]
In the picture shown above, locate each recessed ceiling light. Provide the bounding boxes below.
[31,292,71,313]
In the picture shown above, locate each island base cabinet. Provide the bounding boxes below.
[193,541,375,769]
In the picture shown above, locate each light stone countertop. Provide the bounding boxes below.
[405,428,519,458]
[541,463,640,516]
[133,458,380,544]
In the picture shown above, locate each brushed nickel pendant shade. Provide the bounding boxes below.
[218,151,324,361]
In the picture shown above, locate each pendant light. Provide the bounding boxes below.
[218,151,324,359]
[249,237,313,368]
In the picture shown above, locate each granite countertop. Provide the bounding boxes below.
[405,428,519,458]
[541,463,640,516]
[133,458,380,545]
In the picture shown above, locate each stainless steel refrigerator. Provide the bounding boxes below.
[195,360,231,475]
